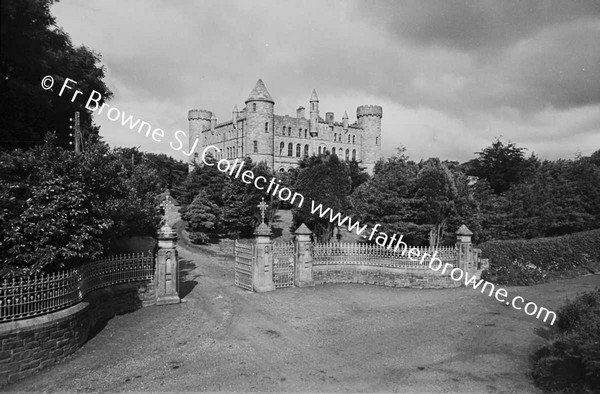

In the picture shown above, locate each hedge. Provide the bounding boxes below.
[531,289,600,393]
[479,229,600,285]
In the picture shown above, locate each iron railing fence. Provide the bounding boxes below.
[312,243,457,268]
[0,253,154,322]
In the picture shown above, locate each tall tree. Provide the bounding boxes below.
[0,0,112,149]
[292,153,351,242]
[467,138,537,194]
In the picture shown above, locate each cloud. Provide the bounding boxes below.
[50,0,600,164]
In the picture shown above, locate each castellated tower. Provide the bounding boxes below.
[357,105,383,174]
[245,79,275,168]
[188,109,212,168]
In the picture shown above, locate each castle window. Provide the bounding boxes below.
[304,144,309,157]
[265,122,268,133]
[288,143,293,156]
[253,103,257,112]
[304,130,307,138]
[296,144,301,157]
[299,128,302,138]
[288,127,291,137]
[339,134,342,142]
[352,149,356,160]
[348,135,350,143]
[318,146,322,155]
[253,140,258,153]
[332,147,336,155]
[280,141,285,156]
[353,135,355,144]
[279,168,285,173]
[334,133,337,141]
[345,149,349,161]
[376,137,379,145]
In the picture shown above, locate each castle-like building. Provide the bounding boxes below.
[187,79,382,173]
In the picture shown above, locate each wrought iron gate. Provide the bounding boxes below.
[234,240,254,291]
[272,241,295,288]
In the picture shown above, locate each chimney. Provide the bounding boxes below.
[296,106,305,118]
[210,114,217,131]
[342,111,349,129]
[326,112,334,126]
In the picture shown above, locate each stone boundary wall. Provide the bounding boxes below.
[0,281,153,387]
[312,265,461,289]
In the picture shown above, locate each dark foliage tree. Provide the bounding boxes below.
[292,153,351,242]
[0,0,112,149]
[0,136,161,277]
[181,190,219,245]
[351,148,479,245]
[467,138,537,194]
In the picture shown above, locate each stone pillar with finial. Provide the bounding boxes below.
[156,195,181,305]
[455,224,474,273]
[294,223,314,287]
[253,197,275,292]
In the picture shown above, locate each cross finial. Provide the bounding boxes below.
[257,197,268,224]
[160,195,174,224]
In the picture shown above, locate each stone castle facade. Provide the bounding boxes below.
[188,79,382,173]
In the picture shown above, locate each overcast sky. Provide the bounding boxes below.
[52,0,600,163]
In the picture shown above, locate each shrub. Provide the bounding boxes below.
[480,229,600,285]
[531,289,600,393]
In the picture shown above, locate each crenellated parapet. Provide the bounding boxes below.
[356,105,383,119]
[188,109,213,121]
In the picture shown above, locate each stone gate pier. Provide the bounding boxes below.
[235,223,489,292]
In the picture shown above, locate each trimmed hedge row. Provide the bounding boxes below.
[479,229,600,285]
[531,289,600,393]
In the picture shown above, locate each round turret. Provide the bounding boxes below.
[188,108,213,170]
[356,105,383,175]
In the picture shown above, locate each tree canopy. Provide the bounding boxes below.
[0,0,112,149]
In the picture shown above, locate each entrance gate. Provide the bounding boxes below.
[234,240,254,291]
[272,241,295,288]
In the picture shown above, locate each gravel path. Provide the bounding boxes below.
[5,210,600,393]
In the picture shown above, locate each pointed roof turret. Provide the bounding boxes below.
[310,89,319,102]
[233,105,239,113]
[245,79,274,104]
[342,111,348,119]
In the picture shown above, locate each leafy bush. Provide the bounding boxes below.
[531,289,600,393]
[0,136,161,277]
[480,229,600,285]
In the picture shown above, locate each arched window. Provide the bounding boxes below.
[280,141,285,156]
[288,143,293,156]
[318,146,322,155]
[299,128,302,138]
[353,135,355,144]
[339,134,342,142]
[334,133,337,141]
[253,140,258,153]
[352,149,356,160]
[253,103,257,111]
[265,122,268,133]
[304,144,309,157]
[348,135,350,143]
[296,144,301,157]
[304,130,307,138]
[345,149,349,160]
[288,127,291,136]
[332,147,336,155]
[279,168,285,173]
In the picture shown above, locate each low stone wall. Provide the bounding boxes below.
[0,281,153,387]
[313,265,461,289]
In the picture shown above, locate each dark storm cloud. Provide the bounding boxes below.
[358,0,600,52]
[352,0,600,111]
